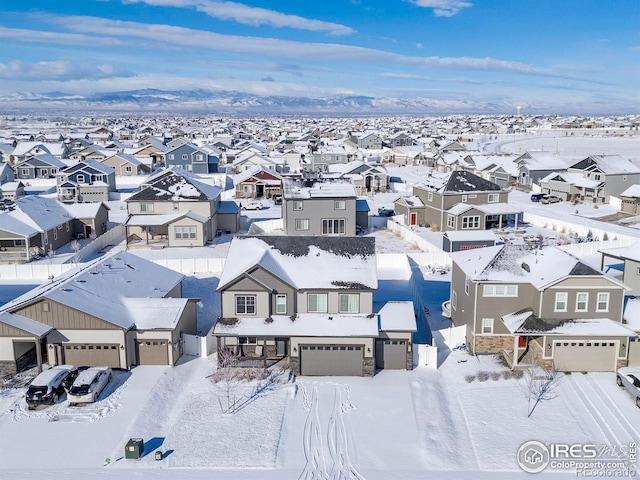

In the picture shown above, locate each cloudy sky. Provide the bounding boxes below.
[0,0,638,113]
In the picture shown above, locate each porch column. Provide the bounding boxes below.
[515,213,519,230]
[25,235,30,261]
[498,215,503,230]
[513,336,519,368]
[35,338,43,373]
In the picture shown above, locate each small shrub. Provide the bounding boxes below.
[464,374,476,383]
[502,370,514,380]
[476,371,490,382]
[490,371,502,381]
[512,369,524,380]
[602,232,609,241]
[430,224,440,232]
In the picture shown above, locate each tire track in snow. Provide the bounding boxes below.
[299,387,328,480]
[327,388,365,480]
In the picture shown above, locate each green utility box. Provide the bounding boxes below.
[125,438,144,460]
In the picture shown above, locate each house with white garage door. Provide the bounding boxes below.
[0,251,198,376]
[449,244,636,372]
[213,235,416,376]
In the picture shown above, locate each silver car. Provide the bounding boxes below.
[67,367,112,406]
[616,367,640,408]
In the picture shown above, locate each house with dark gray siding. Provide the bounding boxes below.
[449,244,635,372]
[56,159,116,203]
[165,143,219,174]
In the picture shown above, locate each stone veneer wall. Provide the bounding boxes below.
[0,361,17,378]
[473,335,513,354]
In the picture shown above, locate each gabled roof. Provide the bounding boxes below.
[620,185,640,198]
[415,170,502,193]
[570,155,640,175]
[1,251,185,331]
[12,142,51,156]
[218,236,377,292]
[62,158,114,175]
[233,164,282,185]
[451,244,619,290]
[282,178,357,199]
[105,152,143,166]
[19,153,66,169]
[0,196,74,235]
[502,309,635,336]
[0,311,53,337]
[127,167,221,202]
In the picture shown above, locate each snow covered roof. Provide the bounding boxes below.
[598,241,640,262]
[107,152,143,166]
[0,311,53,336]
[378,301,417,332]
[540,171,601,189]
[572,155,640,175]
[233,164,282,184]
[443,230,498,241]
[282,178,357,199]
[415,170,502,194]
[517,151,576,171]
[620,185,640,198]
[214,314,379,337]
[128,167,221,202]
[125,211,207,226]
[218,236,377,292]
[123,297,190,330]
[473,203,520,215]
[12,142,51,156]
[451,244,613,289]
[1,250,186,331]
[1,196,74,234]
[63,201,108,219]
[502,309,635,336]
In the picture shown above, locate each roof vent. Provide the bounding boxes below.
[521,262,530,272]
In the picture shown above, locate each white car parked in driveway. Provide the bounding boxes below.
[242,200,263,210]
[67,366,112,406]
[616,367,640,408]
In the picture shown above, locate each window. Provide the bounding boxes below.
[637,266,640,276]
[308,293,328,313]
[322,219,346,235]
[76,174,85,183]
[275,295,287,314]
[447,214,455,229]
[243,185,251,194]
[427,192,433,202]
[576,292,589,312]
[53,229,57,241]
[469,194,477,199]
[66,222,70,232]
[125,165,132,172]
[295,218,309,231]
[14,239,26,246]
[452,290,457,310]
[42,302,50,312]
[168,154,174,160]
[462,216,480,229]
[334,200,346,210]
[21,168,30,176]
[182,154,188,160]
[555,292,568,312]
[174,225,196,239]
[488,193,499,203]
[339,294,360,313]
[196,154,203,161]
[465,276,470,295]
[596,292,609,312]
[483,285,518,297]
[481,318,494,334]
[293,200,303,211]
[140,203,154,213]
[239,336,257,345]
[41,169,48,176]
[236,295,256,315]
[593,174,601,181]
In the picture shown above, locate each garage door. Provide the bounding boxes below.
[300,344,363,376]
[375,339,408,370]
[63,343,121,368]
[553,341,617,372]
[136,340,170,365]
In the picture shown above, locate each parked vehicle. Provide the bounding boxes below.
[67,367,112,406]
[530,193,546,202]
[25,365,76,410]
[61,365,90,391]
[616,367,640,408]
[242,200,263,210]
[541,195,562,204]
[378,207,395,217]
[272,195,282,205]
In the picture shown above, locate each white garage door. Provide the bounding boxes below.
[553,341,617,372]
[300,344,364,376]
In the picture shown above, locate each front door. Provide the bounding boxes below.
[410,212,417,225]
[276,338,288,356]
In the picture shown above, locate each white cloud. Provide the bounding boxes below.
[0,60,132,81]
[0,26,128,48]
[416,43,423,49]
[122,0,355,35]
[409,0,472,17]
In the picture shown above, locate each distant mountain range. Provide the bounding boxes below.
[0,88,514,115]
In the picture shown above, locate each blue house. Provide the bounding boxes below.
[165,143,219,174]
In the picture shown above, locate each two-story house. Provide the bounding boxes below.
[348,131,383,150]
[405,170,518,231]
[56,159,116,203]
[15,153,66,180]
[449,244,635,372]
[234,164,282,200]
[213,236,416,376]
[564,155,640,204]
[165,143,219,174]
[327,161,389,194]
[282,177,358,236]
[100,152,150,176]
[514,151,575,188]
[124,167,238,247]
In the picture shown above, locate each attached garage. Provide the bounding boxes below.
[376,339,409,369]
[63,343,121,369]
[553,340,618,372]
[135,339,170,366]
[300,344,364,376]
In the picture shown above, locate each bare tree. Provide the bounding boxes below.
[520,358,562,417]
[213,348,241,414]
